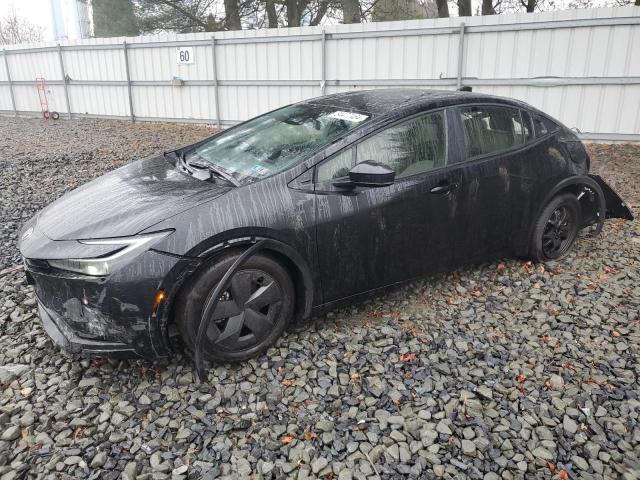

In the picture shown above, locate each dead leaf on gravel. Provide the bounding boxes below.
[280,434,295,444]
[400,352,418,364]
[303,431,317,441]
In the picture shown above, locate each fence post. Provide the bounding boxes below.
[57,44,72,119]
[2,49,17,117]
[211,36,221,128]
[456,22,466,90]
[123,41,135,122]
[320,29,326,96]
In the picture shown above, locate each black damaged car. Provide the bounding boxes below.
[19,89,633,369]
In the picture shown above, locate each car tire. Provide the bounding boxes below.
[175,252,294,363]
[530,193,580,262]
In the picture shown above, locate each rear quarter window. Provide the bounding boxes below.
[533,114,559,137]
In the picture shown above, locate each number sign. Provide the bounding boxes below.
[176,47,194,65]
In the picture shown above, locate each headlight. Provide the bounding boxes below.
[47,230,173,276]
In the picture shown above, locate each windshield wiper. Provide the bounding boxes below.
[164,150,191,174]
[187,159,241,187]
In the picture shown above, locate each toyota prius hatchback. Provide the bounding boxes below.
[19,89,633,370]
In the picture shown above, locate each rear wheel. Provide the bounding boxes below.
[530,193,580,262]
[175,253,294,362]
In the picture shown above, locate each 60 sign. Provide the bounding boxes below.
[176,47,194,65]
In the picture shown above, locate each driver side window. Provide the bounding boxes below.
[316,110,447,184]
[356,110,446,178]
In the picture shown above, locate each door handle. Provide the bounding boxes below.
[430,182,458,194]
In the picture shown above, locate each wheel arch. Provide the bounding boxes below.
[175,232,314,326]
[530,175,606,244]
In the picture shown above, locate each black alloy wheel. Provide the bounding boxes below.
[542,206,575,258]
[530,193,580,262]
[207,269,283,352]
[175,253,294,362]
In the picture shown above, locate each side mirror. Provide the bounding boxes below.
[334,161,395,188]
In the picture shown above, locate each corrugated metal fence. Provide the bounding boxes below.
[1,7,639,141]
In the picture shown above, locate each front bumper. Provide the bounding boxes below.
[38,300,137,358]
[24,250,188,360]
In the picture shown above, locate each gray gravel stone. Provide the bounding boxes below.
[461,439,476,456]
[311,457,328,474]
[1,426,20,441]
[436,420,452,435]
[0,365,29,384]
[532,447,554,461]
[90,452,107,468]
[563,415,578,434]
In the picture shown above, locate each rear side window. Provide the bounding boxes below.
[459,105,524,157]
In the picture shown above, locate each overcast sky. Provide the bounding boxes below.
[1,0,56,41]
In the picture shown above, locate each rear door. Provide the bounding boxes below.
[314,109,465,303]
[453,104,535,262]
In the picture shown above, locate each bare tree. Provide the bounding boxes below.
[435,0,449,16]
[136,0,223,32]
[0,10,44,45]
[224,0,243,28]
[341,0,362,22]
[457,0,472,15]
[265,0,279,26]
[482,0,497,14]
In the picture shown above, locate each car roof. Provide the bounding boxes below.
[303,88,524,117]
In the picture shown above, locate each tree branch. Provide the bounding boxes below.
[150,0,209,28]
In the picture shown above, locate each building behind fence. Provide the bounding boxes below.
[1,7,639,141]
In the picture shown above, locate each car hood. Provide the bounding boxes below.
[37,154,234,240]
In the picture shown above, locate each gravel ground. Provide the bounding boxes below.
[0,117,639,480]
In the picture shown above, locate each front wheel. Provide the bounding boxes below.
[530,193,580,262]
[175,253,294,363]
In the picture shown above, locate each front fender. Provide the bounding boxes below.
[196,235,315,322]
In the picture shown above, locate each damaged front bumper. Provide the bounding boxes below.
[37,300,136,358]
[23,250,190,360]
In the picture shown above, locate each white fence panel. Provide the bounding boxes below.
[1,6,639,141]
[0,87,13,110]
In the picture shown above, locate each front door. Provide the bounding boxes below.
[314,108,465,304]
